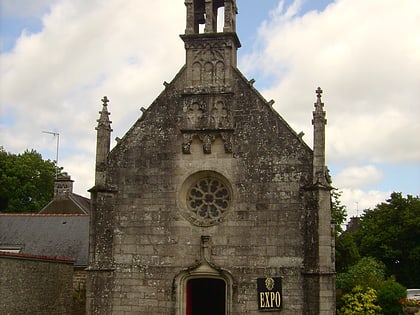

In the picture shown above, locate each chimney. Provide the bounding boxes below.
[54,175,74,199]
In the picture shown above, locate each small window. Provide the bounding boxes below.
[0,246,23,253]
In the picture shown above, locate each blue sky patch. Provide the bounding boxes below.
[0,15,43,52]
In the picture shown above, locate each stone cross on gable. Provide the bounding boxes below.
[102,96,109,106]
[314,87,324,111]
[316,87,323,99]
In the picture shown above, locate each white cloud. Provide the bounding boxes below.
[61,153,95,193]
[328,109,420,163]
[241,0,420,165]
[237,0,420,217]
[334,165,383,189]
[1,0,185,196]
[1,0,419,205]
[238,0,420,215]
[340,188,391,220]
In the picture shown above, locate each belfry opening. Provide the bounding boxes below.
[193,0,224,33]
[186,0,236,35]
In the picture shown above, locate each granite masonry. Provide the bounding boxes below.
[87,1,336,314]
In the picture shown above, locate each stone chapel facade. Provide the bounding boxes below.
[87,1,336,314]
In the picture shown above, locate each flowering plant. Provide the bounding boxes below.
[399,298,420,307]
[338,286,382,315]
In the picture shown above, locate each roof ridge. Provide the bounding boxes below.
[68,194,90,214]
[70,192,90,201]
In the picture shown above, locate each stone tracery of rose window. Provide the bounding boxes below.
[187,177,230,224]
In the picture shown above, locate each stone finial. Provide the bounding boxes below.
[95,96,113,187]
[312,87,328,185]
[314,87,324,111]
[313,87,326,124]
[101,96,109,106]
[97,96,112,131]
[316,86,323,98]
[201,235,211,263]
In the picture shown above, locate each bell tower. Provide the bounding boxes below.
[181,0,241,93]
[185,0,237,34]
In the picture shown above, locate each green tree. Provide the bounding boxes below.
[337,257,386,294]
[355,193,420,288]
[0,147,61,213]
[336,232,360,273]
[332,189,355,273]
[336,257,407,314]
[377,279,406,315]
[332,189,348,235]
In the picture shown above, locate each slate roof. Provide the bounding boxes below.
[39,193,90,215]
[0,214,89,267]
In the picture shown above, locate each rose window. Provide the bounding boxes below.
[186,177,231,226]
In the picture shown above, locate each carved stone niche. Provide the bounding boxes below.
[182,95,233,130]
[184,100,207,129]
[182,131,233,155]
[181,93,234,154]
[211,98,231,129]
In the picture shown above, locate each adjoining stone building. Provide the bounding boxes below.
[0,177,90,314]
[0,213,89,288]
[87,1,336,314]
[39,175,90,215]
[0,251,75,315]
[0,252,74,315]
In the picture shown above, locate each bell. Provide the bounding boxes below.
[196,9,206,24]
[195,1,206,24]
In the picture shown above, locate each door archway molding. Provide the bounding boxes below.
[173,260,233,315]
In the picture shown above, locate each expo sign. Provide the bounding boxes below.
[257,277,282,311]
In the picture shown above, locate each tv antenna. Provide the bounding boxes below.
[42,131,60,179]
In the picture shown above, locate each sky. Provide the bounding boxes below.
[1,0,419,222]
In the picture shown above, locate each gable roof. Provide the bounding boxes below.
[0,214,89,267]
[39,193,90,214]
[39,175,91,215]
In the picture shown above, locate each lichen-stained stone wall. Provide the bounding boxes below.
[88,64,315,314]
[0,253,74,315]
[88,1,335,314]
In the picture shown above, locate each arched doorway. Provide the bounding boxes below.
[186,278,226,315]
[173,252,233,315]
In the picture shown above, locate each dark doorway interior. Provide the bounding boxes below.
[186,278,226,315]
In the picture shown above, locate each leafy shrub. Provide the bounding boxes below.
[338,286,382,315]
[377,279,406,315]
[337,257,386,293]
